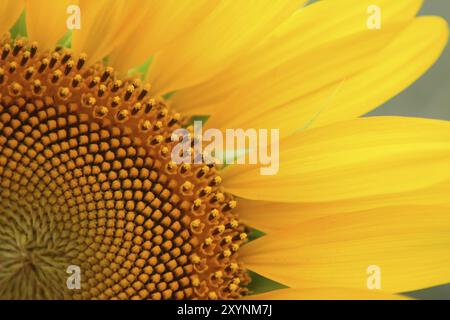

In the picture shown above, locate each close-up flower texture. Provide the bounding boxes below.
[0,0,449,300]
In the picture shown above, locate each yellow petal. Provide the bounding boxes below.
[204,16,447,137]
[25,0,76,50]
[172,0,424,116]
[242,205,450,292]
[310,17,449,128]
[108,0,219,72]
[239,180,450,233]
[71,0,151,65]
[147,0,307,95]
[247,288,409,300]
[223,117,450,203]
[238,200,333,233]
[205,21,408,136]
[0,0,24,35]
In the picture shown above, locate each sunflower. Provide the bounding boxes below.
[0,0,449,300]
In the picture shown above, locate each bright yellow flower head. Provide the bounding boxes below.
[0,0,449,300]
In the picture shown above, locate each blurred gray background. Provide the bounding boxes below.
[370,1,450,300]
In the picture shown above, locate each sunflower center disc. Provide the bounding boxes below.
[0,35,248,300]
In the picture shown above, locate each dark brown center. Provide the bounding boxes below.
[0,34,248,300]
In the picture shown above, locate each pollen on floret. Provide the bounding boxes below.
[0,35,248,300]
